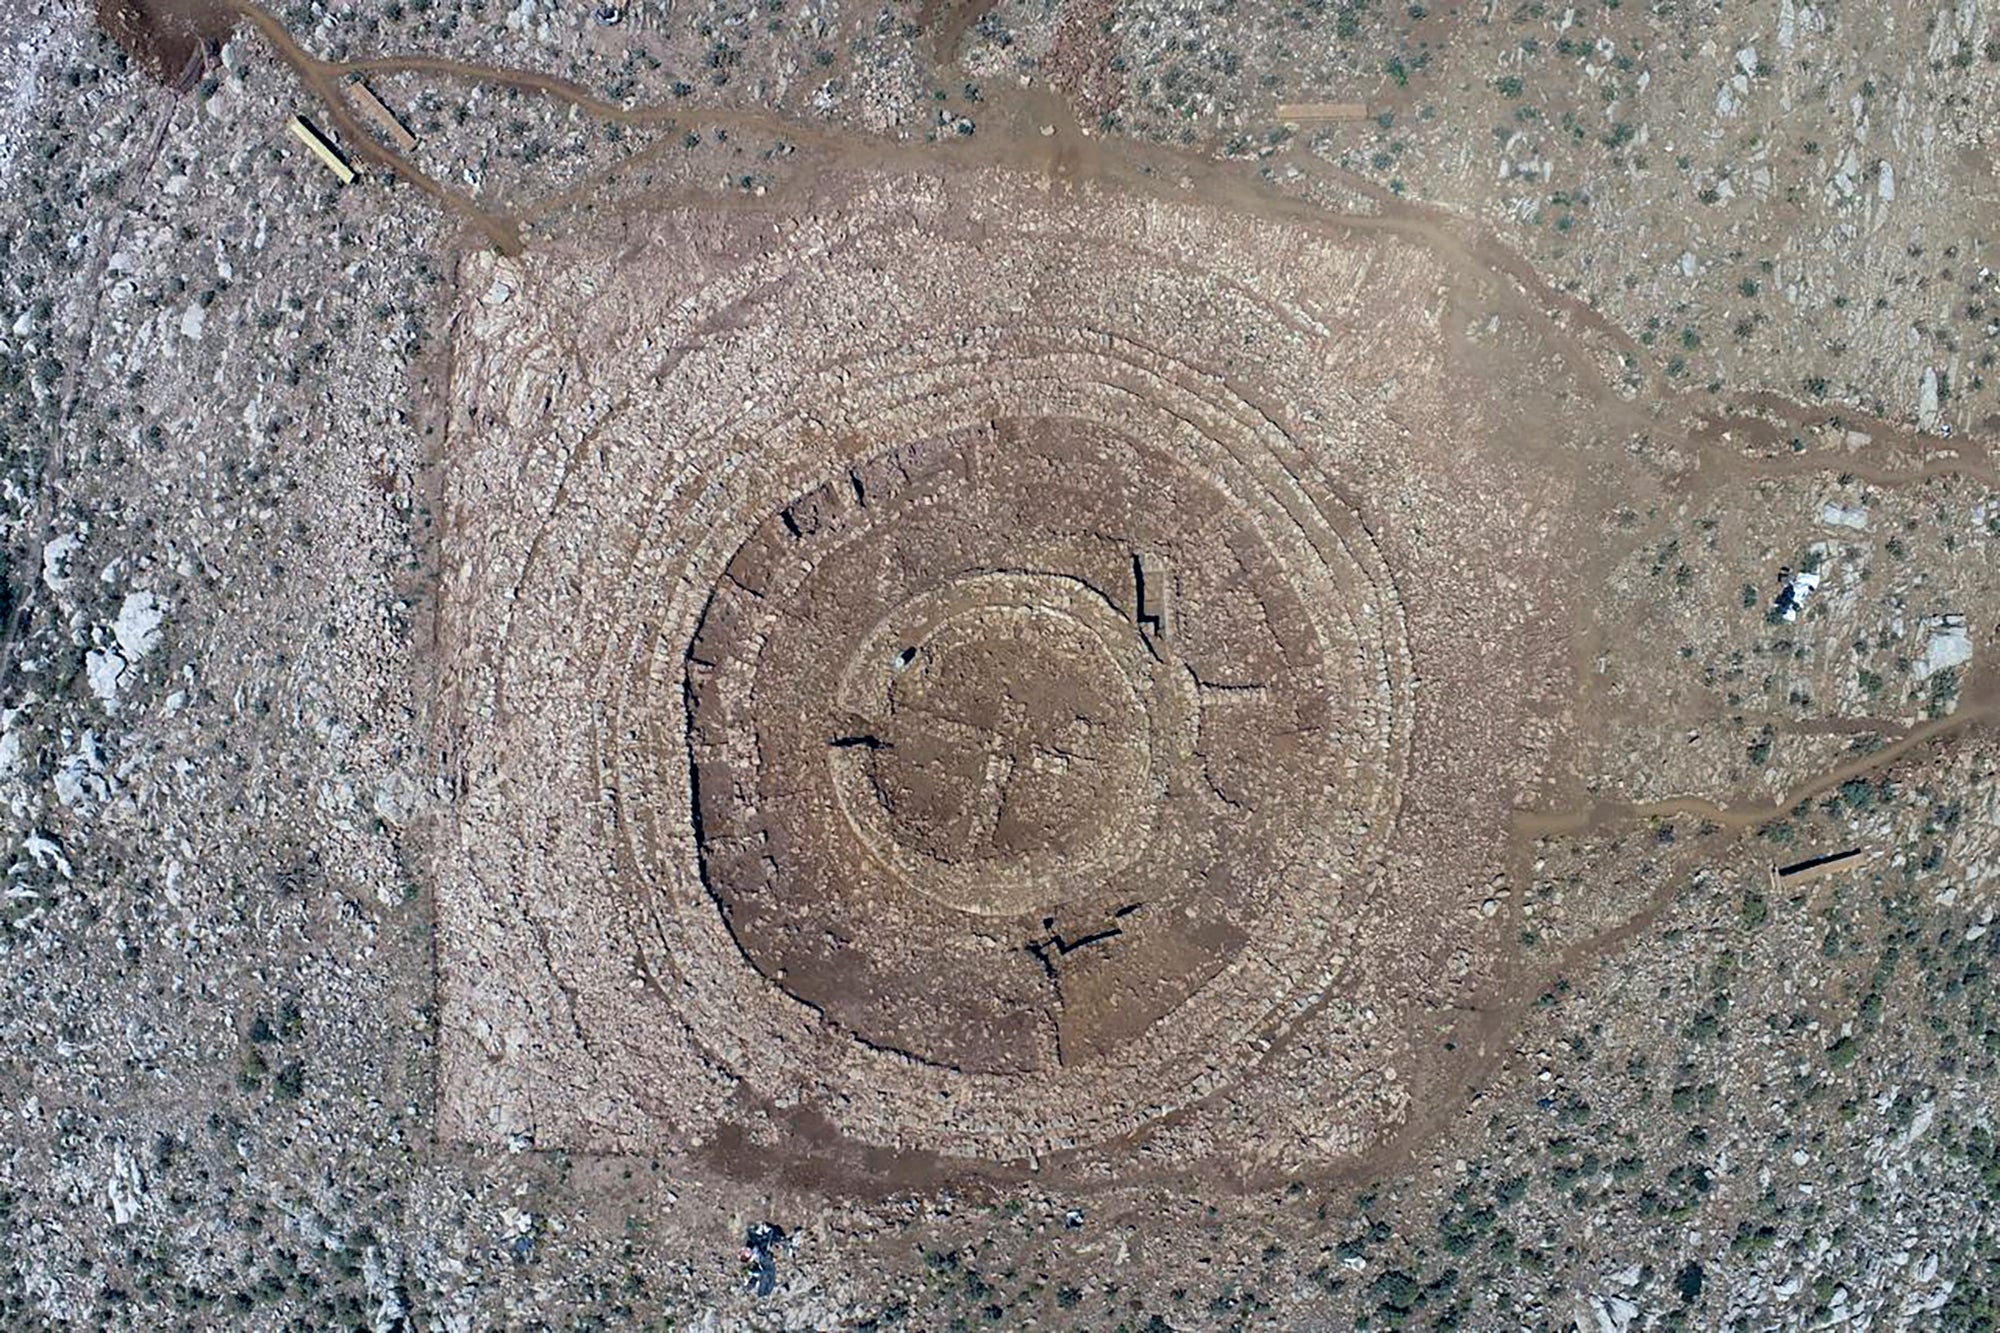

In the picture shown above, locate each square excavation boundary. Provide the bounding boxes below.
[433,167,1629,1186]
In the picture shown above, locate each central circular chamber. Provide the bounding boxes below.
[684,416,1391,1078]
[864,604,1132,867]
[830,571,1179,917]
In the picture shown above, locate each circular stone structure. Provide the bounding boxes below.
[682,414,1408,1088]
[435,172,1600,1177]
[821,567,1166,918]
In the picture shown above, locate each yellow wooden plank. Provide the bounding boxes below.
[288,115,356,185]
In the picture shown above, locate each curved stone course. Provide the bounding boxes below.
[436,170,1583,1179]
[675,410,1409,1110]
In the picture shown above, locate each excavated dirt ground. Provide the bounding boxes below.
[93,0,233,85]
[429,161,1714,1190]
[10,0,2000,1322]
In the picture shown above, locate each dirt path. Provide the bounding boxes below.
[225,0,525,253]
[219,0,1655,392]
[1517,704,1992,840]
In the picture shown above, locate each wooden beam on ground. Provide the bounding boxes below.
[1769,846,1868,892]
[288,115,356,184]
[347,78,418,153]
[1274,101,1370,123]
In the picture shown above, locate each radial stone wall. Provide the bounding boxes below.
[436,171,1581,1182]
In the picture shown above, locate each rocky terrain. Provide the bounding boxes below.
[0,0,1997,1327]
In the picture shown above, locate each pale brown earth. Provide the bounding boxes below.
[2,0,1998,1325]
[422,142,1999,1196]
[91,0,233,86]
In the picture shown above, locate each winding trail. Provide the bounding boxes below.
[221,0,1649,393]
[1516,704,1988,839]
[226,0,525,252]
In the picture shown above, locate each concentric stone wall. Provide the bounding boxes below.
[436,170,1590,1180]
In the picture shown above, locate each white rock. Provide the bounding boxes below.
[1915,624,1971,680]
[53,761,90,807]
[22,832,71,879]
[364,1245,408,1333]
[107,1142,144,1226]
[373,771,421,828]
[85,647,127,711]
[179,303,206,340]
[1592,1294,1639,1332]
[41,531,80,591]
[1918,366,1940,423]
[1833,146,1861,198]
[113,591,165,661]
[1820,502,1868,529]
